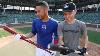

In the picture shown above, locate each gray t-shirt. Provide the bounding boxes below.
[58,19,87,50]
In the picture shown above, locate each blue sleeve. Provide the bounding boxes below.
[53,22,59,45]
[54,23,58,40]
[31,19,37,35]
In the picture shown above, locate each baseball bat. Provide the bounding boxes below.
[2,25,52,54]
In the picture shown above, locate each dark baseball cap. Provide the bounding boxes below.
[63,2,76,12]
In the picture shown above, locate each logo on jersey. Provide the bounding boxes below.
[42,25,46,29]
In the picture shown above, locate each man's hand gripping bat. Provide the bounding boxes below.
[49,44,87,55]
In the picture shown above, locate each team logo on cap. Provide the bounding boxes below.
[64,4,69,9]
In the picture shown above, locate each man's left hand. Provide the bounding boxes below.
[78,47,87,55]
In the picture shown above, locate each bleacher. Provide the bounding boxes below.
[0,9,35,24]
[76,12,100,24]
[0,9,100,24]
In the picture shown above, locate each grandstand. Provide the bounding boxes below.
[0,0,100,29]
[0,0,100,23]
[0,0,100,24]
[76,12,100,24]
[0,10,100,24]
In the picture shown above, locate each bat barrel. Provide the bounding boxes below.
[3,25,17,34]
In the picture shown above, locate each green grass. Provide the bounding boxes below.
[0,29,11,38]
[87,30,100,44]
[15,27,31,34]
[0,27,31,38]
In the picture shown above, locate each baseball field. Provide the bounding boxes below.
[0,27,100,56]
[1,27,100,44]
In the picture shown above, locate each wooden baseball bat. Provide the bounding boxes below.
[2,25,52,54]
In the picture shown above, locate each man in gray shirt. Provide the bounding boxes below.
[58,2,88,56]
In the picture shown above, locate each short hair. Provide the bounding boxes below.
[35,1,49,9]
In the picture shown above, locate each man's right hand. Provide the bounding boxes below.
[77,47,87,55]
[60,47,74,55]
[14,34,21,40]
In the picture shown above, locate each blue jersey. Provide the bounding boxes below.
[31,17,58,49]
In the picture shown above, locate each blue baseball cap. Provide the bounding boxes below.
[63,2,76,12]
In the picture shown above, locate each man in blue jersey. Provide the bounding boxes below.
[15,1,58,56]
